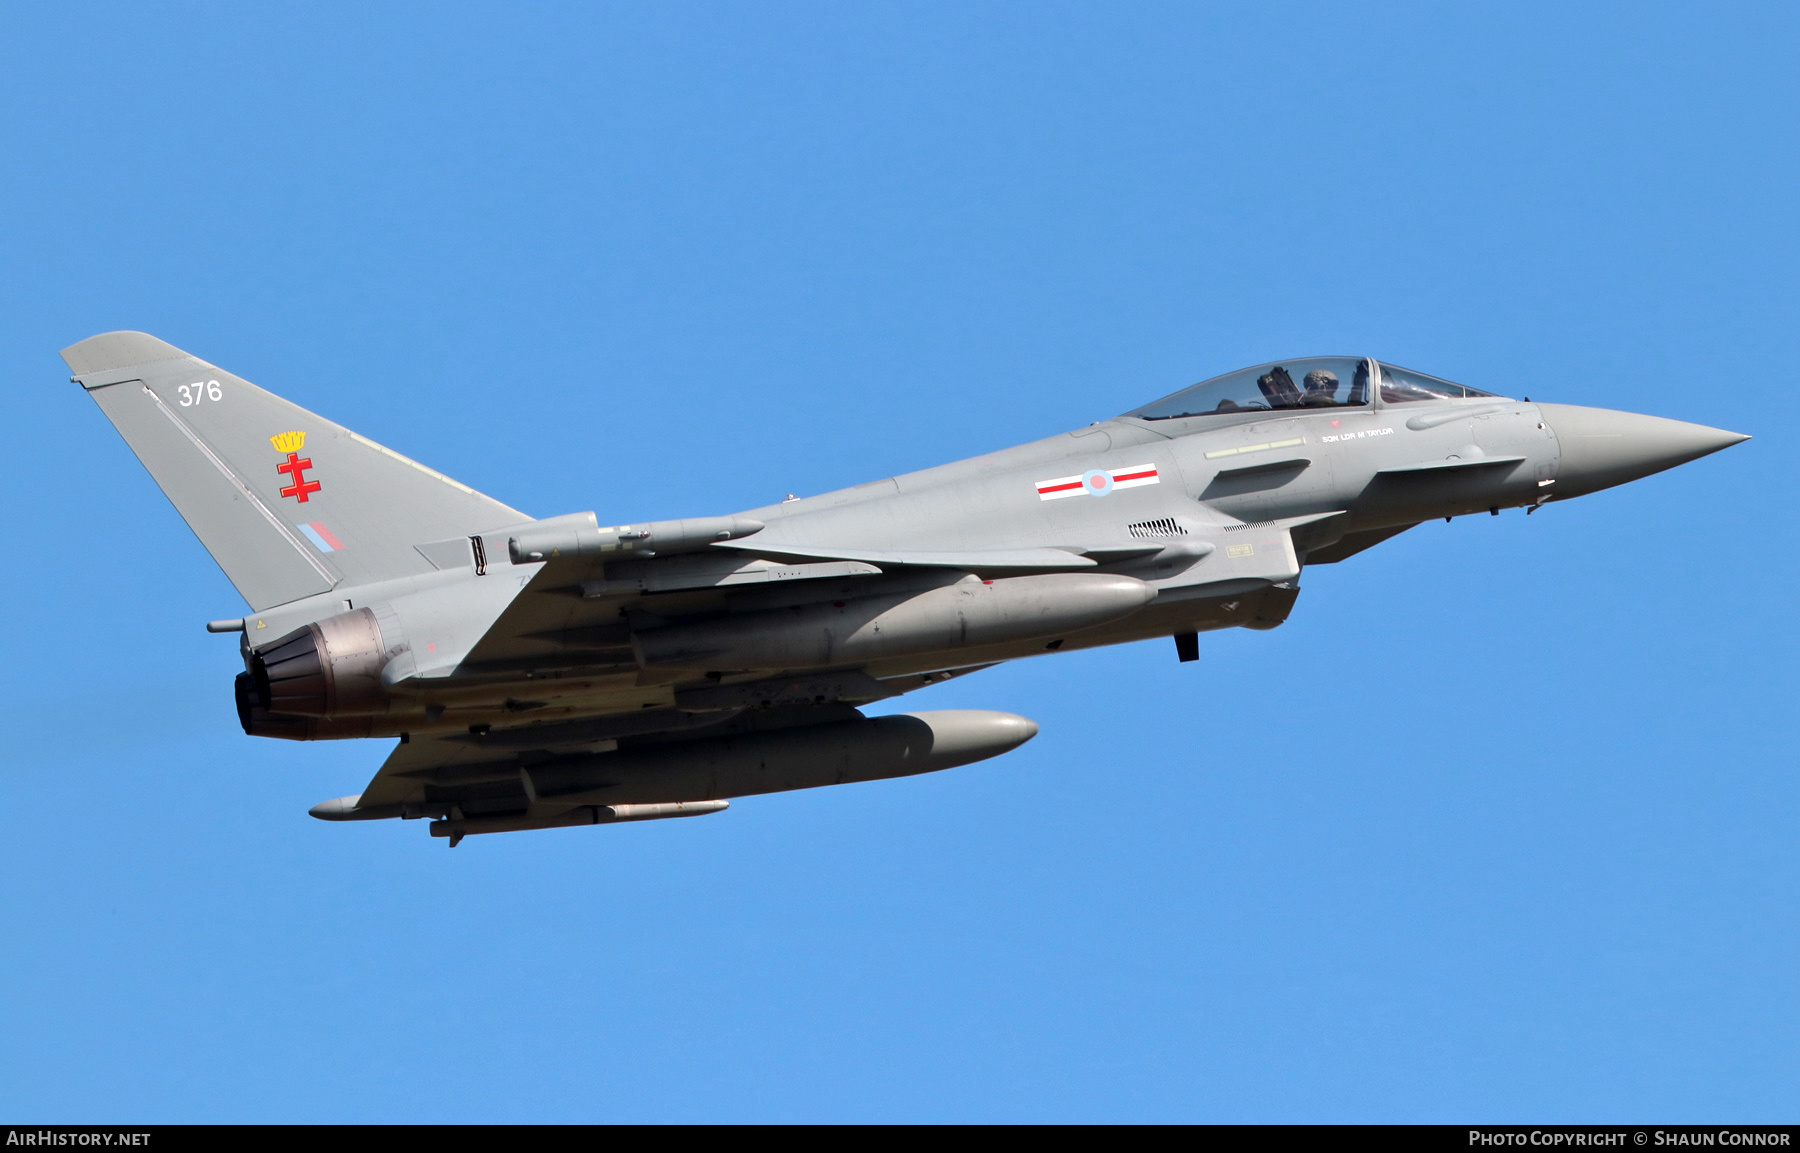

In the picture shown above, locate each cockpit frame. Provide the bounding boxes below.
[1120,357,1504,426]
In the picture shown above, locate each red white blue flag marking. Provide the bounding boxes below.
[1035,463,1159,501]
[296,521,344,553]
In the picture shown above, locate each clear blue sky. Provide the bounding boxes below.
[1,2,1793,1123]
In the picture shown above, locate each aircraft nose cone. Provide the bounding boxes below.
[1538,403,1749,498]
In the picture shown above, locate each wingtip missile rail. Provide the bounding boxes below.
[430,800,731,843]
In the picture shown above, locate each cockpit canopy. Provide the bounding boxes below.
[1124,357,1502,421]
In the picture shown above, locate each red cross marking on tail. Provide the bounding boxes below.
[277,452,321,502]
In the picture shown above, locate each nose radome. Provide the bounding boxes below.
[1538,403,1749,498]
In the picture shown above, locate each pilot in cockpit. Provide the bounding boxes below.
[1301,369,1340,407]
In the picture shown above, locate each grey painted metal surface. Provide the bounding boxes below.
[62,334,1750,845]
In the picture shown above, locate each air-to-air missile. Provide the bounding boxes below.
[63,335,1747,845]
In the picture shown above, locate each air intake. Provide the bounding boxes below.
[1126,517,1186,539]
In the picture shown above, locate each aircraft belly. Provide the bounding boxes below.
[857,586,1298,678]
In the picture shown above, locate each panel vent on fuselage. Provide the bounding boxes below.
[1126,517,1186,539]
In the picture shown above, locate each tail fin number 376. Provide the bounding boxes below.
[178,380,222,406]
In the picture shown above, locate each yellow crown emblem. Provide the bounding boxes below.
[270,431,306,453]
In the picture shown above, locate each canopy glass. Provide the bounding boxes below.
[1126,358,1500,421]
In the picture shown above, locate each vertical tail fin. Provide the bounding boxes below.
[63,331,528,612]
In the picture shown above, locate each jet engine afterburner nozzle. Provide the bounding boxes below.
[236,607,392,736]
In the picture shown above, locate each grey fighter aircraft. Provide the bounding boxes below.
[64,332,1748,846]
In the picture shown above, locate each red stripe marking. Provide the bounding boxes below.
[308,522,345,550]
[1037,481,1083,493]
[1112,469,1157,481]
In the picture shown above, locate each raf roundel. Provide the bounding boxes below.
[1034,463,1160,501]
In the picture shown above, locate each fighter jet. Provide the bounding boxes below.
[63,333,1748,845]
